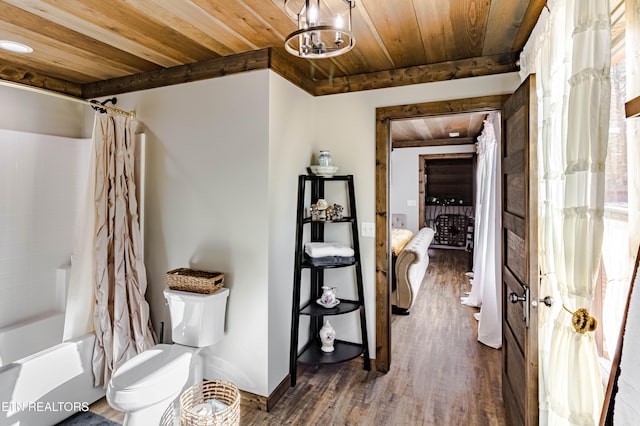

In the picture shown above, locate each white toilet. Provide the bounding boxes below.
[107,287,229,425]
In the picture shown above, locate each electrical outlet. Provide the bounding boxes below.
[361,222,375,237]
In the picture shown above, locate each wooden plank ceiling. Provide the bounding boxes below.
[0,0,545,98]
[391,112,487,148]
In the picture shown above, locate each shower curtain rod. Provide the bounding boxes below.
[0,79,136,119]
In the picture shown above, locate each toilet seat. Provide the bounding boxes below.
[107,344,195,411]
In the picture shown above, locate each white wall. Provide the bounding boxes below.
[266,72,316,391]
[391,144,477,233]
[109,70,272,396]
[0,86,84,138]
[0,129,90,328]
[314,72,521,351]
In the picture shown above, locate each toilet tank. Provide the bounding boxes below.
[163,287,229,347]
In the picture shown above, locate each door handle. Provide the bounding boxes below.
[531,296,554,308]
[509,292,526,304]
[540,296,553,307]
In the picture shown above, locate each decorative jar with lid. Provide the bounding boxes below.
[318,150,333,167]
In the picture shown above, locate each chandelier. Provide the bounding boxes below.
[284,0,355,59]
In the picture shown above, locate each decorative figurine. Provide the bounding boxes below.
[310,204,320,221]
[315,199,328,221]
[332,203,344,220]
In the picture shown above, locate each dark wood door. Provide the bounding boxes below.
[502,75,539,426]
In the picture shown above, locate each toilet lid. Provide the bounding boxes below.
[108,344,195,407]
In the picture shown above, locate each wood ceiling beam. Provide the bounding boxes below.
[269,48,317,96]
[392,137,475,149]
[82,48,272,98]
[512,0,547,51]
[313,52,519,96]
[0,63,83,97]
[7,49,517,100]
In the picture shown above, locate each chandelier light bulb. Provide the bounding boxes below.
[307,6,318,26]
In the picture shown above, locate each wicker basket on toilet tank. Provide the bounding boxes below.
[166,268,224,294]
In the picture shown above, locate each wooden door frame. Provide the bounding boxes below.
[375,94,509,372]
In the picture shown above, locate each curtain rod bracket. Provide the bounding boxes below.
[90,97,118,114]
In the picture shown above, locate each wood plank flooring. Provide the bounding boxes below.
[90,249,506,425]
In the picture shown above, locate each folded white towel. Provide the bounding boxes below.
[305,242,354,258]
[190,403,212,416]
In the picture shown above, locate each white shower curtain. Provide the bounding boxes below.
[461,113,501,349]
[67,112,155,387]
[521,0,611,423]
[92,112,156,387]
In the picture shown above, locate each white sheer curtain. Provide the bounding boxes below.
[522,0,611,424]
[461,114,501,349]
[89,112,155,387]
[601,216,631,357]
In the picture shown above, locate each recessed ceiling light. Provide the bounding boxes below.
[449,132,460,137]
[0,40,33,54]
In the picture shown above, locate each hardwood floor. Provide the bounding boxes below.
[91,248,506,425]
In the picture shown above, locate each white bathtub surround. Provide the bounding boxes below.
[0,315,104,426]
[0,313,64,367]
[63,135,98,341]
[0,129,90,329]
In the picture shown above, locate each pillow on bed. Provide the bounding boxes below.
[391,228,414,255]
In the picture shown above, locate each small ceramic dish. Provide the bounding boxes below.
[316,298,340,308]
[310,165,339,177]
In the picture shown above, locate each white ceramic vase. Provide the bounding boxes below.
[319,320,336,353]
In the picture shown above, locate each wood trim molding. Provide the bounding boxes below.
[625,95,640,118]
[419,156,426,229]
[269,47,317,96]
[315,53,519,96]
[375,94,508,373]
[418,152,475,160]
[392,137,474,149]
[239,374,290,412]
[6,48,518,100]
[82,48,272,98]
[0,64,83,97]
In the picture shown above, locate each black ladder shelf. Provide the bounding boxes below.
[289,174,371,387]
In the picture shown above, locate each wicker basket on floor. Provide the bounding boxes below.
[167,268,225,294]
[180,380,240,426]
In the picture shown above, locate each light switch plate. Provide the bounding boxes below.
[407,199,417,206]
[361,222,375,237]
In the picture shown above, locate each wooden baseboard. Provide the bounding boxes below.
[239,374,290,412]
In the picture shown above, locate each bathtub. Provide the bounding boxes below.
[0,313,105,425]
